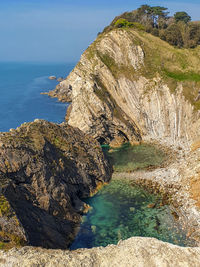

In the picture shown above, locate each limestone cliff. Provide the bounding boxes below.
[0,120,112,249]
[49,28,200,148]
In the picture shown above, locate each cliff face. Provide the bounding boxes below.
[49,29,200,148]
[0,120,112,249]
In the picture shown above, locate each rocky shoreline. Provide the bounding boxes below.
[113,143,200,245]
[1,20,200,266]
[1,138,200,266]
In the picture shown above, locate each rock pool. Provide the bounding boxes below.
[70,180,195,250]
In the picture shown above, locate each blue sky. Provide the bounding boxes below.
[0,0,199,63]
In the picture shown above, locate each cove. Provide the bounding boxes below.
[102,143,167,172]
[70,144,195,250]
[70,180,195,250]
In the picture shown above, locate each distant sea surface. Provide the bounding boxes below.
[0,62,75,132]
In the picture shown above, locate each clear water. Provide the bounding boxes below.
[0,62,75,132]
[0,63,194,250]
[70,180,195,250]
[102,143,167,172]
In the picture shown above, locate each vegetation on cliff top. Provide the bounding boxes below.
[103,5,200,49]
[85,12,200,110]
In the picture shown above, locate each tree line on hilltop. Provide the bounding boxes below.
[103,5,200,48]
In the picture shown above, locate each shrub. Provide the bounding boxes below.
[114,19,134,28]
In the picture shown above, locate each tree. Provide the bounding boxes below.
[165,23,184,47]
[146,6,169,27]
[174,12,191,23]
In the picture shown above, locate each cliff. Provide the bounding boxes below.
[49,28,200,148]
[0,120,112,249]
[1,237,200,267]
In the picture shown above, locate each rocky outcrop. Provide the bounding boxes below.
[48,28,200,148]
[48,76,56,80]
[0,120,112,249]
[1,237,200,267]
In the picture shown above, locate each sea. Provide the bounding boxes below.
[0,62,75,132]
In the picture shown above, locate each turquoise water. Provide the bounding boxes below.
[1,62,194,250]
[0,62,74,132]
[70,180,195,250]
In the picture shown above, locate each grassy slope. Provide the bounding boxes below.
[85,28,200,110]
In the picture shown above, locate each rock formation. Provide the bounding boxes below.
[0,120,112,249]
[1,237,200,267]
[48,28,200,148]
[48,76,57,80]
[1,18,200,267]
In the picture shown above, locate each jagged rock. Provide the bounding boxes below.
[1,237,200,267]
[49,28,200,148]
[0,120,112,249]
[48,76,56,80]
[48,83,72,102]
[57,77,64,82]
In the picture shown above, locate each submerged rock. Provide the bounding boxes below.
[0,120,112,249]
[48,76,56,80]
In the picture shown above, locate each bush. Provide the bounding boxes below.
[109,5,199,49]
[114,19,134,28]
[165,23,183,47]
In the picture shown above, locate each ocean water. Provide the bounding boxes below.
[1,62,195,250]
[0,62,74,132]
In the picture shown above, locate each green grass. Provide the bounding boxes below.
[84,27,200,110]
[164,70,200,82]
[0,196,11,217]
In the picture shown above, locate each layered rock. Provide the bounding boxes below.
[48,28,200,148]
[0,120,112,249]
[1,237,200,267]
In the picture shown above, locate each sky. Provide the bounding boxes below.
[0,0,200,63]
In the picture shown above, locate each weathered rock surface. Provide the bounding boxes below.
[2,24,200,266]
[49,28,200,148]
[1,237,200,267]
[113,143,200,244]
[0,120,112,249]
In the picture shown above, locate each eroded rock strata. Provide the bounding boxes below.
[1,21,200,266]
[42,25,200,265]
[0,120,112,249]
[48,28,200,148]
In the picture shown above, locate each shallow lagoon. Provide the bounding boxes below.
[71,144,194,250]
[102,143,167,172]
[70,180,195,250]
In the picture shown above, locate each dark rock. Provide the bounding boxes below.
[0,120,112,249]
